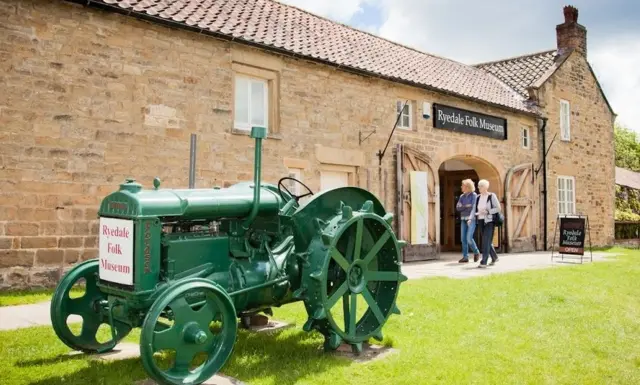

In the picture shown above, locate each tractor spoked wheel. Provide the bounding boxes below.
[301,200,408,354]
[50,259,131,353]
[140,278,237,385]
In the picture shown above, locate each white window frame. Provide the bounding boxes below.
[287,168,303,195]
[234,74,269,132]
[396,100,412,130]
[521,126,530,149]
[560,99,571,141]
[557,175,576,215]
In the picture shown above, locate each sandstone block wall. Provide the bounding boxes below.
[538,51,616,248]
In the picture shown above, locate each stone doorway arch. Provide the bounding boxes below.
[396,142,507,261]
[435,143,505,254]
[433,143,506,198]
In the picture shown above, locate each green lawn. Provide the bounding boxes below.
[0,289,84,307]
[1,247,639,385]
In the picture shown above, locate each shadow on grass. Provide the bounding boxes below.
[22,327,351,385]
[15,352,87,367]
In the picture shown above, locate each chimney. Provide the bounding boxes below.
[556,5,587,56]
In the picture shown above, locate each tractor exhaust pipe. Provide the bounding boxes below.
[242,126,267,229]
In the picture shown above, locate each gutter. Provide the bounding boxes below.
[66,0,542,119]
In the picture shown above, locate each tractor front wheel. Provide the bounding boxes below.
[140,278,238,385]
[50,259,132,353]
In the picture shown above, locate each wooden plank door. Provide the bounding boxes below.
[396,144,439,261]
[505,163,536,252]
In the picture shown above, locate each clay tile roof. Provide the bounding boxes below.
[474,50,558,97]
[616,167,640,190]
[80,0,538,115]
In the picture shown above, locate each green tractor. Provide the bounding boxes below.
[50,126,408,385]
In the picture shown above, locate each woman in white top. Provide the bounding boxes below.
[474,179,501,268]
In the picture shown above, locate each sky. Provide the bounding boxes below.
[279,0,640,134]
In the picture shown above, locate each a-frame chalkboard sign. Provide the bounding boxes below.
[551,214,593,264]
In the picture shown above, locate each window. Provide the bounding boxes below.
[287,168,302,195]
[560,99,571,141]
[234,75,268,132]
[521,126,530,149]
[396,100,411,129]
[557,176,575,215]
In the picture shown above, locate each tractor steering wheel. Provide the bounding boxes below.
[277,177,314,204]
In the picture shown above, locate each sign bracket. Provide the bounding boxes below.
[377,100,408,166]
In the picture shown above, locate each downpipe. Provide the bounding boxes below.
[540,118,548,251]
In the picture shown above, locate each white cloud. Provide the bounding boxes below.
[590,37,640,133]
[276,0,371,23]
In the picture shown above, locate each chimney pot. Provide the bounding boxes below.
[563,5,579,23]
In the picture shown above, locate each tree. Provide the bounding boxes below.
[614,123,640,172]
[614,122,640,221]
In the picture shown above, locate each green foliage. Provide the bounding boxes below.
[615,209,640,222]
[614,123,640,220]
[615,185,640,221]
[614,123,640,172]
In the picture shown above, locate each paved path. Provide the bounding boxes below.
[0,250,618,331]
[402,250,615,280]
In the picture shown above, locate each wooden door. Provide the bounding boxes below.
[396,144,439,261]
[439,170,479,251]
[320,170,349,191]
[505,163,536,252]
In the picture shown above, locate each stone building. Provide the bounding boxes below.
[0,0,615,288]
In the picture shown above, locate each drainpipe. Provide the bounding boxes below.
[539,117,549,251]
[242,126,267,230]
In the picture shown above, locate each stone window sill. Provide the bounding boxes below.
[231,128,282,140]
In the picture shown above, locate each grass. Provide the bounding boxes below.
[1,247,639,384]
[0,288,84,307]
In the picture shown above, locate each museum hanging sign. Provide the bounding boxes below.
[432,103,507,140]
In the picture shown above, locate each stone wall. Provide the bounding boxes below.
[2,0,540,288]
[538,51,616,248]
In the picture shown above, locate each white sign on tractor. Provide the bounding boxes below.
[98,217,135,285]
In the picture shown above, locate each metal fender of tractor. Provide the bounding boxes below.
[291,187,408,353]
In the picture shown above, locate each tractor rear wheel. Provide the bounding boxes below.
[50,259,132,353]
[140,278,237,385]
[301,200,407,353]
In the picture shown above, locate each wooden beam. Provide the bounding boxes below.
[405,153,418,172]
[511,197,532,206]
[512,205,530,239]
[512,167,530,198]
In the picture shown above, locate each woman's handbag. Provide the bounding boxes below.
[489,193,504,226]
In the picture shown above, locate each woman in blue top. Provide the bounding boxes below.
[455,179,480,263]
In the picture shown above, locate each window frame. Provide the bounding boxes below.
[396,100,412,130]
[521,126,530,149]
[287,168,303,195]
[560,99,571,141]
[557,175,576,215]
[230,61,280,137]
[233,74,269,133]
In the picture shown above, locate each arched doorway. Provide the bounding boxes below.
[396,143,536,262]
[438,156,502,252]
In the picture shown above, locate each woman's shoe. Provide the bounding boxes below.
[473,253,480,262]
[458,258,469,263]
